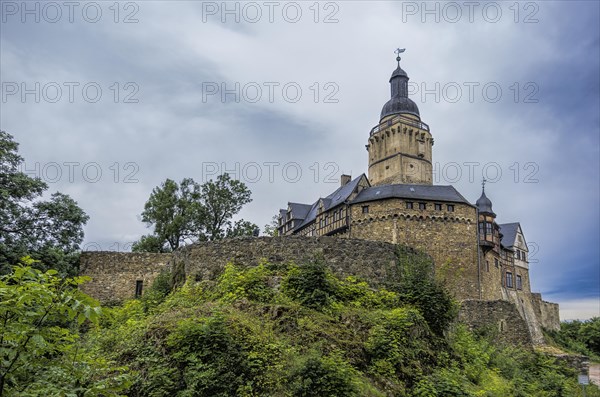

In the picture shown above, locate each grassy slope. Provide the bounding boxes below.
[84,256,600,397]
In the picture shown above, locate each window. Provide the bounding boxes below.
[485,222,492,235]
[494,258,499,268]
[406,201,414,209]
[479,223,484,236]
[362,205,369,214]
[516,250,521,260]
[506,272,513,288]
[522,251,526,261]
[486,260,490,272]
[434,203,442,211]
[419,202,426,210]
[516,275,523,290]
[135,280,144,298]
[447,204,455,212]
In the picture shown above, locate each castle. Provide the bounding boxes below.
[80,51,559,346]
[274,50,559,340]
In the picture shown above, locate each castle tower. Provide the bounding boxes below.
[476,181,499,250]
[367,49,433,186]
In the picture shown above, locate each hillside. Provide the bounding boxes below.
[2,251,598,396]
[83,251,596,397]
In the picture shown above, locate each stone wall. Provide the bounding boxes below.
[458,300,533,346]
[348,198,480,300]
[79,252,172,303]
[170,236,401,287]
[78,236,558,350]
[530,293,561,331]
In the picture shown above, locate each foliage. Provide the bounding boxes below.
[288,353,362,397]
[0,131,89,276]
[0,258,129,395]
[282,260,340,310]
[392,246,458,336]
[547,318,600,360]
[134,174,256,252]
[263,214,279,236]
[132,234,172,253]
[74,257,599,397]
[217,262,274,303]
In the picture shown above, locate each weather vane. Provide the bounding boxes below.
[394,48,405,66]
[482,178,487,191]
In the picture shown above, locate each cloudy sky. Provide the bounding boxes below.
[1,1,598,319]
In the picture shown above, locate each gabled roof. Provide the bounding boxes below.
[324,174,367,208]
[287,202,311,220]
[499,222,521,248]
[294,174,367,231]
[351,184,472,205]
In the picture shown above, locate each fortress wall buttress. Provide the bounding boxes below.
[348,199,480,300]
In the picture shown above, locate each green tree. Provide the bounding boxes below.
[579,317,600,355]
[134,174,256,252]
[0,258,129,396]
[137,178,202,251]
[263,214,279,236]
[201,173,253,240]
[393,246,457,336]
[0,131,89,276]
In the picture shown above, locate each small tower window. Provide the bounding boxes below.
[406,202,414,209]
[494,258,499,268]
[434,203,442,211]
[419,203,426,210]
[362,205,369,214]
[516,275,523,290]
[135,280,144,298]
[447,204,455,212]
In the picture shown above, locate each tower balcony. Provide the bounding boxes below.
[370,114,430,137]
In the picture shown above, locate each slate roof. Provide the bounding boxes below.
[295,175,367,231]
[351,184,472,205]
[287,202,311,220]
[499,223,520,248]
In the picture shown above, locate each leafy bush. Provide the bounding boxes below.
[0,260,129,395]
[547,318,600,360]
[393,246,458,336]
[288,353,361,397]
[282,260,340,310]
[217,262,274,303]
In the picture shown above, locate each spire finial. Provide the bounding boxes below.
[482,178,487,192]
[394,48,405,67]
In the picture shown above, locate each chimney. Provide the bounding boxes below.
[341,174,351,187]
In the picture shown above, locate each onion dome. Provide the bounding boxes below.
[380,49,420,120]
[476,185,496,217]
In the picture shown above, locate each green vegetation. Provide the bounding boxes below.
[2,253,598,396]
[132,174,257,253]
[546,318,600,361]
[0,131,89,276]
[0,258,129,396]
